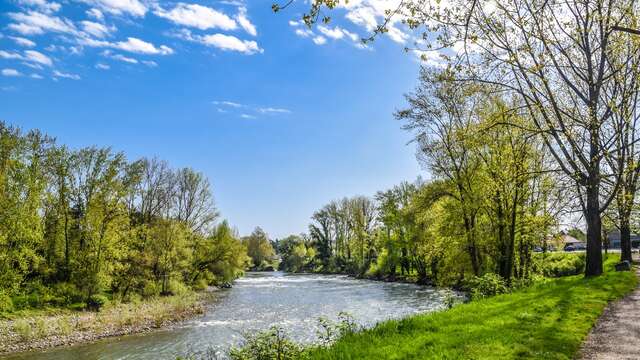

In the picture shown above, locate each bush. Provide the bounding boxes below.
[229,326,304,360]
[69,302,87,311]
[87,294,109,311]
[13,320,32,341]
[168,279,190,296]
[316,312,360,346]
[142,281,160,298]
[53,282,84,305]
[533,253,585,277]
[0,292,14,313]
[467,273,509,300]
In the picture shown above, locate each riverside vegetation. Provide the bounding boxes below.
[0,122,254,352]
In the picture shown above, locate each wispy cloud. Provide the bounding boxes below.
[53,70,80,80]
[214,101,292,119]
[258,107,291,114]
[10,36,36,47]
[2,68,23,77]
[213,100,243,108]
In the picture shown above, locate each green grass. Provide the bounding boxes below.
[306,255,637,360]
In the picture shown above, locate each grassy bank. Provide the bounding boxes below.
[0,292,208,355]
[306,256,636,360]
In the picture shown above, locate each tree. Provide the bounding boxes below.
[282,0,640,276]
[243,227,276,270]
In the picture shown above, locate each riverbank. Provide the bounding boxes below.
[304,257,637,359]
[0,292,209,356]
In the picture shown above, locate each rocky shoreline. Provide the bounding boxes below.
[0,293,210,356]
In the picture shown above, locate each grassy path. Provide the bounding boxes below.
[307,257,637,360]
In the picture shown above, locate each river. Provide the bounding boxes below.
[6,272,451,360]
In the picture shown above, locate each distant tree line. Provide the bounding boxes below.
[0,122,250,310]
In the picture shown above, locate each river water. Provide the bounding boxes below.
[6,272,451,360]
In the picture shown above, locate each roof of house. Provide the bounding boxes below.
[559,234,583,244]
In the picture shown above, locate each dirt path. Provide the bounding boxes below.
[580,264,640,360]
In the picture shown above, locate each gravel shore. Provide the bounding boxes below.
[0,293,208,356]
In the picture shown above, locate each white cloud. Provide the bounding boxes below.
[24,50,53,66]
[0,50,24,60]
[2,69,22,77]
[258,107,291,114]
[412,49,445,67]
[236,7,256,36]
[81,21,114,38]
[8,11,78,36]
[240,114,256,119]
[116,37,173,55]
[81,37,174,55]
[154,3,236,30]
[213,100,242,107]
[318,25,344,39]
[53,70,80,80]
[289,20,301,26]
[295,28,313,38]
[8,23,42,35]
[17,0,61,14]
[95,62,110,69]
[200,33,262,55]
[10,36,36,47]
[142,60,157,67]
[82,0,147,17]
[86,8,104,21]
[341,1,409,44]
[30,73,43,79]
[103,51,138,63]
[0,49,53,67]
[312,36,326,45]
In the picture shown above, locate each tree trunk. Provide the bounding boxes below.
[620,221,632,263]
[585,178,603,276]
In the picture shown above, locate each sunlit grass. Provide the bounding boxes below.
[306,255,636,360]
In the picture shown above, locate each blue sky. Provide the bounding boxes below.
[0,0,426,238]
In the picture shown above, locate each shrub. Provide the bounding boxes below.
[533,253,585,277]
[467,273,509,300]
[53,282,84,305]
[13,320,32,341]
[87,294,109,311]
[229,326,304,360]
[34,318,48,338]
[168,279,190,296]
[316,312,360,346]
[142,281,160,298]
[69,302,87,311]
[0,292,14,313]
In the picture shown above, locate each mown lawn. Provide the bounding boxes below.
[307,255,637,360]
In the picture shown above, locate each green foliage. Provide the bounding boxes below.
[306,261,636,359]
[466,273,509,300]
[12,320,32,341]
[229,326,304,360]
[243,227,277,271]
[0,122,250,313]
[87,294,109,311]
[0,292,14,313]
[316,312,360,346]
[533,253,585,278]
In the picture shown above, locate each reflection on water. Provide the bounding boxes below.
[5,272,451,360]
